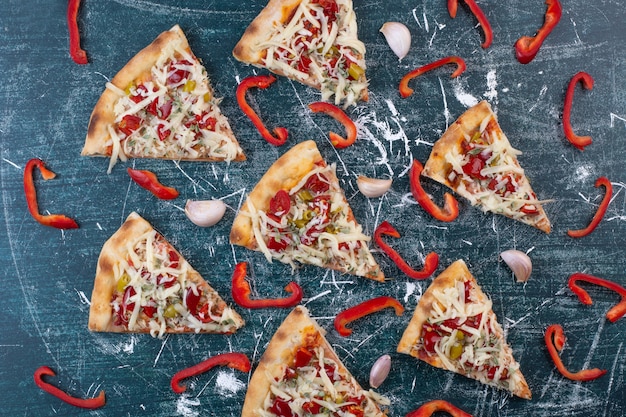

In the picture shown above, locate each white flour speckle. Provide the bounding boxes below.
[403,282,418,303]
[574,164,594,183]
[453,81,479,107]
[484,69,498,104]
[176,394,200,417]
[215,370,246,398]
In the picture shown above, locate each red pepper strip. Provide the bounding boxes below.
[568,273,626,323]
[374,221,439,280]
[400,56,466,98]
[308,102,357,149]
[447,0,493,49]
[410,159,459,222]
[236,75,288,146]
[544,324,607,381]
[514,0,562,64]
[334,296,404,337]
[34,366,105,409]
[171,352,251,394]
[231,262,303,309]
[567,176,612,238]
[67,0,88,64]
[405,399,473,417]
[562,71,594,150]
[24,159,79,229]
[127,168,179,200]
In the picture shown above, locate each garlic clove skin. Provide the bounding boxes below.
[357,175,392,198]
[369,354,391,388]
[380,22,411,61]
[184,199,227,227]
[500,250,532,283]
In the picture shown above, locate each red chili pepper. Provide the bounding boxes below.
[236,75,288,146]
[400,56,466,99]
[568,273,626,323]
[334,296,404,337]
[34,366,105,409]
[544,324,607,381]
[231,262,303,309]
[567,176,612,238]
[374,221,439,280]
[447,0,493,49]
[514,0,562,64]
[23,158,79,229]
[308,102,357,149]
[405,399,473,417]
[171,352,251,394]
[562,71,594,150]
[67,0,88,64]
[127,168,179,200]
[409,159,459,222]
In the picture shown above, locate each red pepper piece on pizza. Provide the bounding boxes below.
[233,0,368,108]
[83,25,245,173]
[88,212,244,338]
[230,140,384,282]
[397,259,531,399]
[241,306,389,417]
[422,101,551,233]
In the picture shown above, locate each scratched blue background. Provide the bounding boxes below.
[1,0,625,416]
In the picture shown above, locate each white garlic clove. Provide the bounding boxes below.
[500,250,533,283]
[357,175,392,198]
[380,22,411,61]
[184,199,227,227]
[369,354,391,388]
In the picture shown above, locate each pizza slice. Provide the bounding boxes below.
[242,305,389,417]
[233,0,368,107]
[88,211,244,338]
[422,100,551,233]
[397,259,531,399]
[83,25,245,173]
[230,140,384,282]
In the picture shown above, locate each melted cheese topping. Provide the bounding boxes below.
[105,44,242,173]
[110,230,240,338]
[417,279,525,394]
[247,164,380,279]
[259,346,388,417]
[257,0,367,107]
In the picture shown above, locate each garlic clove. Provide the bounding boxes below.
[500,250,533,283]
[369,354,391,388]
[380,22,411,61]
[357,175,392,198]
[184,199,227,227]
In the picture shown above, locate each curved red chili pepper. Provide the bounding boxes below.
[405,399,473,417]
[568,273,626,323]
[308,102,357,149]
[562,71,594,150]
[400,56,466,98]
[23,159,79,229]
[171,352,251,394]
[127,168,179,200]
[67,0,88,64]
[515,0,562,64]
[334,296,404,337]
[447,0,493,49]
[374,221,439,280]
[34,366,105,409]
[410,159,459,222]
[544,324,607,381]
[236,75,288,146]
[567,176,611,238]
[231,262,303,309]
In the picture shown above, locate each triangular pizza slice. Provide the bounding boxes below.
[397,259,531,399]
[88,211,244,338]
[83,25,245,173]
[230,140,384,281]
[422,100,551,233]
[242,306,389,417]
[233,0,368,107]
